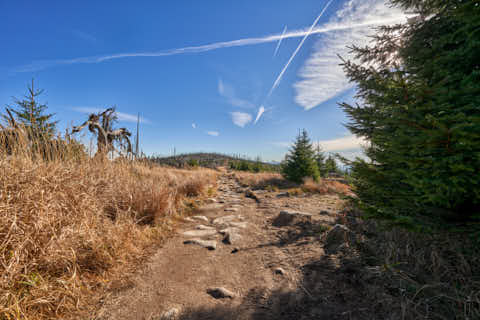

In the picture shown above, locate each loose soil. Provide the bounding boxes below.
[95,173,388,320]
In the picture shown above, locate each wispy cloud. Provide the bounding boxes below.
[273,25,288,57]
[71,30,98,43]
[272,134,368,161]
[72,107,151,124]
[231,112,252,128]
[267,0,335,99]
[14,12,408,73]
[272,134,366,152]
[192,123,196,129]
[218,78,254,108]
[314,134,366,152]
[254,106,265,124]
[206,131,219,136]
[294,0,407,110]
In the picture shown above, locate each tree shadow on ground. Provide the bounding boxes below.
[177,220,400,320]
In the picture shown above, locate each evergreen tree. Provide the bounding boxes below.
[315,144,327,177]
[282,129,320,183]
[8,79,57,137]
[339,0,480,230]
[324,154,339,176]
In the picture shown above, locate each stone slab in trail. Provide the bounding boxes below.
[182,229,217,237]
[191,215,209,223]
[97,172,355,320]
[212,215,240,225]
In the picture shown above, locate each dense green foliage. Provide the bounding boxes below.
[282,129,320,183]
[340,0,480,231]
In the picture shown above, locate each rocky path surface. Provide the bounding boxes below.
[97,173,359,320]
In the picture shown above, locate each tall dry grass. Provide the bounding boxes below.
[233,171,351,195]
[340,207,480,319]
[0,128,217,319]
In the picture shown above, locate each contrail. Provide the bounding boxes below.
[254,106,265,124]
[13,11,405,73]
[273,25,287,57]
[267,0,335,98]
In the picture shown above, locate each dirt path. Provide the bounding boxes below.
[96,173,358,320]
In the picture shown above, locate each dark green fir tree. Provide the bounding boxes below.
[339,0,480,231]
[282,129,320,183]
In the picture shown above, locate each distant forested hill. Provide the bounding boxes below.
[149,152,280,172]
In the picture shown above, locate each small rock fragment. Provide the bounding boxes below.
[245,189,260,203]
[195,225,215,230]
[183,239,216,250]
[205,198,217,204]
[276,192,290,198]
[228,221,247,229]
[324,224,354,254]
[158,307,180,320]
[183,229,217,237]
[207,287,236,299]
[224,207,239,212]
[191,215,209,223]
[221,228,242,245]
[272,210,312,227]
[213,215,238,225]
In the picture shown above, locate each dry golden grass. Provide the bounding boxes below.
[340,207,480,319]
[0,129,217,319]
[233,171,351,196]
[301,177,352,195]
[233,172,293,190]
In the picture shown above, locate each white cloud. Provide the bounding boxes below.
[192,123,196,129]
[14,12,408,73]
[72,107,151,124]
[231,112,252,128]
[206,131,219,136]
[272,134,367,155]
[254,106,265,124]
[267,0,334,98]
[218,78,254,108]
[271,135,369,163]
[294,0,407,110]
[314,134,367,152]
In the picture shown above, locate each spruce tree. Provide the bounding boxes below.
[339,0,480,230]
[315,144,327,177]
[324,154,339,176]
[8,79,57,138]
[282,129,320,183]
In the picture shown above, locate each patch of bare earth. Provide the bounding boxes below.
[95,172,479,320]
[95,173,350,320]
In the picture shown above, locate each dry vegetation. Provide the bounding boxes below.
[340,208,480,319]
[233,171,352,195]
[0,129,217,319]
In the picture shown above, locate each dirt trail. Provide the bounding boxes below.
[96,173,352,320]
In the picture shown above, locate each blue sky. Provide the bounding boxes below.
[0,0,405,161]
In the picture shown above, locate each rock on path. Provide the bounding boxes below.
[182,229,217,237]
[183,239,217,250]
[206,287,236,299]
